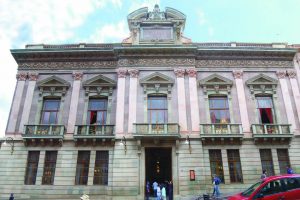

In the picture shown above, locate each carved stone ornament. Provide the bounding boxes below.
[128,69,139,78]
[276,71,286,79]
[72,72,83,80]
[16,72,27,81]
[116,68,127,78]
[28,72,38,81]
[287,70,297,79]
[186,68,197,78]
[232,70,243,79]
[196,60,293,67]
[118,58,195,67]
[174,68,185,78]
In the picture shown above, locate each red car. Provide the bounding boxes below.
[228,174,300,200]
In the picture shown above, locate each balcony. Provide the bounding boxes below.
[252,124,293,144]
[200,123,243,145]
[23,125,65,146]
[133,123,181,140]
[74,125,115,145]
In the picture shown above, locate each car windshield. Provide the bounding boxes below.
[241,180,264,197]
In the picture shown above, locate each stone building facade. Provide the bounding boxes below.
[1,5,300,200]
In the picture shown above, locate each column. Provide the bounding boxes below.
[174,68,187,132]
[287,70,300,132]
[276,71,297,132]
[294,54,300,86]
[127,69,139,134]
[115,68,127,134]
[18,72,38,133]
[186,68,200,133]
[67,72,83,134]
[233,70,251,135]
[6,72,27,134]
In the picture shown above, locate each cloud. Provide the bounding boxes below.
[196,9,207,25]
[128,0,161,13]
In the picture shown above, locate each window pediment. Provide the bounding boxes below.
[199,74,233,94]
[246,74,277,95]
[37,76,70,96]
[140,72,174,94]
[83,75,116,96]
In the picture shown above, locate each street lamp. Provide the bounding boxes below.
[2,137,15,155]
[119,136,127,154]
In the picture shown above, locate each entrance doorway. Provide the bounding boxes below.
[145,147,172,198]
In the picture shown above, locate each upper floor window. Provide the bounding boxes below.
[256,96,274,124]
[209,96,230,124]
[88,99,107,125]
[148,96,168,123]
[40,99,60,124]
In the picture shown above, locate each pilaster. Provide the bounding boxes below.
[276,70,297,132]
[294,53,300,87]
[287,70,300,134]
[115,68,127,134]
[18,72,38,133]
[233,70,251,136]
[6,72,27,134]
[186,68,200,133]
[67,72,83,134]
[128,69,139,134]
[174,68,188,132]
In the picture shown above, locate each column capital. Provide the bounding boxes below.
[116,68,127,78]
[72,72,83,80]
[174,68,185,78]
[232,70,243,79]
[128,69,139,78]
[186,68,197,78]
[287,70,297,79]
[16,72,27,81]
[28,72,39,81]
[276,70,286,79]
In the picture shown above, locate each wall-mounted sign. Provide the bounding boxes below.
[190,170,195,181]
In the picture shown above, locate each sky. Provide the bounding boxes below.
[0,0,300,137]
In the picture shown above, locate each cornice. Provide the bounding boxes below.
[196,60,294,67]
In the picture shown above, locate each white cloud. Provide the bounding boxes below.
[128,0,161,13]
[196,9,207,25]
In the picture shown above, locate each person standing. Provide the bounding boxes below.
[9,193,14,200]
[212,174,221,197]
[156,184,162,200]
[287,166,294,174]
[146,181,150,200]
[261,169,267,180]
[161,185,166,200]
[168,181,173,200]
[153,181,158,197]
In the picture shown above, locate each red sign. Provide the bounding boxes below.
[190,170,195,181]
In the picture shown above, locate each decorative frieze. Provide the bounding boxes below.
[72,72,83,80]
[128,69,139,78]
[116,68,127,78]
[232,70,243,79]
[174,68,185,78]
[276,71,287,79]
[28,72,38,81]
[196,60,293,67]
[186,68,197,78]
[16,72,27,81]
[118,58,195,67]
[287,70,297,79]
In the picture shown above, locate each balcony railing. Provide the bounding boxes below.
[200,124,243,135]
[23,125,65,137]
[252,124,292,135]
[74,125,114,137]
[133,123,180,135]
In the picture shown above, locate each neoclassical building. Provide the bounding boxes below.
[1,5,300,200]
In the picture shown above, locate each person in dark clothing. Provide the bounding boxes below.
[168,181,173,200]
[9,193,14,200]
[146,181,151,200]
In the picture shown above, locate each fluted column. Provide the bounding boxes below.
[115,68,127,134]
[276,71,296,132]
[287,70,300,132]
[67,72,83,134]
[18,72,38,133]
[174,68,187,132]
[186,68,200,133]
[233,70,251,135]
[6,72,27,134]
[127,69,139,134]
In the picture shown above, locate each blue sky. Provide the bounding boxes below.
[0,0,300,136]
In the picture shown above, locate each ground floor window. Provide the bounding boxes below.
[227,149,243,183]
[260,149,275,176]
[277,149,290,174]
[42,151,58,185]
[93,151,109,185]
[209,149,224,183]
[25,151,40,185]
[75,151,90,185]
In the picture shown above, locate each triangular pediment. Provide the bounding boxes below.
[37,76,70,88]
[140,72,174,85]
[199,74,233,86]
[246,74,278,86]
[83,75,116,88]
